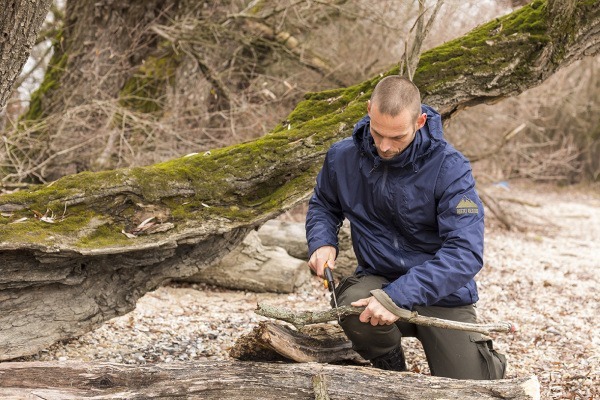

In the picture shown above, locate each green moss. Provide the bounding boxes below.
[76,223,130,248]
[119,52,181,114]
[21,31,67,122]
[414,0,549,93]
[286,68,400,127]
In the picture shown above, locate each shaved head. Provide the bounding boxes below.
[370,76,422,122]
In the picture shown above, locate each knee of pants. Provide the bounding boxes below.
[340,314,401,360]
[335,274,390,307]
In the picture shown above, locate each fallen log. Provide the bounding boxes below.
[0,360,541,399]
[230,321,367,364]
[255,303,518,335]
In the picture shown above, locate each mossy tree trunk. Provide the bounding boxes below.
[0,0,598,360]
[0,0,53,109]
[17,0,175,179]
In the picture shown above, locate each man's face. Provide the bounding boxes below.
[367,101,426,160]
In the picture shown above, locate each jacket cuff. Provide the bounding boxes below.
[370,289,413,319]
[307,240,339,260]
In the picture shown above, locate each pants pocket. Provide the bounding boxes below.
[474,338,507,380]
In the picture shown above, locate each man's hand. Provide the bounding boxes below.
[351,296,399,326]
[308,245,336,278]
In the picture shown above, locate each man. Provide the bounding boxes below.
[305,75,506,380]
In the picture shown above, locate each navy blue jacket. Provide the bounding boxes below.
[306,105,484,310]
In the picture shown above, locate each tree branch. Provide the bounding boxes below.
[255,303,517,336]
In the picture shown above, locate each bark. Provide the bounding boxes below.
[254,304,516,335]
[0,360,541,400]
[415,0,600,118]
[230,321,367,364]
[0,0,598,360]
[0,0,53,108]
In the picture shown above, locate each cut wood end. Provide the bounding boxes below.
[521,375,541,400]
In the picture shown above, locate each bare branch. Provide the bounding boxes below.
[255,303,517,336]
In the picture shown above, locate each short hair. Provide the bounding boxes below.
[370,76,422,121]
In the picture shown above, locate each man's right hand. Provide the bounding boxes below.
[308,245,336,278]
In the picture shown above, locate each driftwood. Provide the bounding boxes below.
[255,303,517,336]
[231,321,367,364]
[181,230,309,293]
[0,360,541,399]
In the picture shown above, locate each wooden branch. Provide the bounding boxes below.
[466,123,527,162]
[230,321,367,364]
[0,360,541,399]
[255,303,517,336]
[312,373,331,400]
[479,188,517,231]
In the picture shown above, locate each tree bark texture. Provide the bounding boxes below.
[254,304,516,335]
[230,322,367,364]
[0,0,53,108]
[0,1,598,360]
[0,361,541,400]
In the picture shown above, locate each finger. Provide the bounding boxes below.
[370,316,380,326]
[307,258,317,274]
[351,298,370,307]
[359,311,372,323]
[326,257,336,270]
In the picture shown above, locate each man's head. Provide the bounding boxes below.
[367,76,427,160]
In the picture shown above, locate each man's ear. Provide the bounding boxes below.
[416,113,427,129]
[367,100,371,114]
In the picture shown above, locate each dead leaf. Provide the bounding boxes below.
[121,230,137,239]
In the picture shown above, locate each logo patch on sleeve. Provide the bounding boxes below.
[456,196,479,214]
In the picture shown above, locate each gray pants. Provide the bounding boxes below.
[335,274,506,380]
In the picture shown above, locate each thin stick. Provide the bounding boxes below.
[255,303,517,336]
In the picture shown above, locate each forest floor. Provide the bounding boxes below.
[20,182,599,399]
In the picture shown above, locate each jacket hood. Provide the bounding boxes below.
[352,104,443,170]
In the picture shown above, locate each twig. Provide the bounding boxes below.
[312,373,330,400]
[255,303,517,336]
[478,188,515,231]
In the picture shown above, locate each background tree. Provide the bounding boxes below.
[0,0,53,109]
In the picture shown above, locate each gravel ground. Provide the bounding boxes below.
[19,182,599,399]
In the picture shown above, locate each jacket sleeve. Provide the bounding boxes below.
[382,154,484,310]
[305,147,344,258]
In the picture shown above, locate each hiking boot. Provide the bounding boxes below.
[370,346,407,371]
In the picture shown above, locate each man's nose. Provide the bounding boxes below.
[380,139,392,152]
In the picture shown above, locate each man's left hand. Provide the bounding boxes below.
[351,296,399,326]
